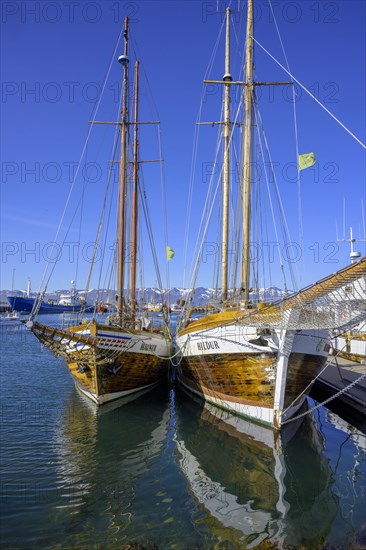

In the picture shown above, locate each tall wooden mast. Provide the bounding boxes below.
[221,7,232,302]
[131,61,139,316]
[240,0,254,306]
[117,17,130,322]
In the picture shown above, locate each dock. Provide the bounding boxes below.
[310,356,366,419]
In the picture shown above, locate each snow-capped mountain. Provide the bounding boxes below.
[1,286,287,306]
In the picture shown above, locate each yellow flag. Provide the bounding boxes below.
[166,245,175,261]
[298,152,316,170]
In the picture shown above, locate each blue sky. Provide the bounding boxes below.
[1,0,365,292]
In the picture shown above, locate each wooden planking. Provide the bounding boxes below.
[31,321,169,399]
[65,349,168,397]
[337,350,366,364]
[179,351,326,411]
[179,353,276,407]
[67,357,96,393]
[97,352,168,395]
[178,309,246,336]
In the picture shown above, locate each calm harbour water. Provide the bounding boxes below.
[1,317,365,549]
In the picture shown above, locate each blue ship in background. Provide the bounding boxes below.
[7,282,93,314]
[7,295,93,314]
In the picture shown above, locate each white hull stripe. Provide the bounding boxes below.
[97,331,132,340]
[75,379,162,405]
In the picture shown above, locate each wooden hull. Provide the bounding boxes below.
[177,351,327,426]
[176,320,330,428]
[30,320,171,405]
[68,350,168,405]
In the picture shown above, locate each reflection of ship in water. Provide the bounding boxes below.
[50,387,170,544]
[175,390,338,548]
[324,409,366,543]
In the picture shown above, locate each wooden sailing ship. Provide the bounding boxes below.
[27,17,171,405]
[175,3,366,429]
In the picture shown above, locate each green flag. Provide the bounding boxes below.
[298,152,316,170]
[166,245,175,261]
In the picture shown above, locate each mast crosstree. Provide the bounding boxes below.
[203,2,292,305]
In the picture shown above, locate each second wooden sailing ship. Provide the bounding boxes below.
[175,3,366,429]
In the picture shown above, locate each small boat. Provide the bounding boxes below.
[0,302,11,313]
[26,17,172,405]
[175,3,366,429]
[145,302,161,313]
[96,301,109,314]
[170,304,183,314]
[0,312,21,326]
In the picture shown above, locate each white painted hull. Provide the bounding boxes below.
[176,324,329,357]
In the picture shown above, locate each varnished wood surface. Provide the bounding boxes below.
[178,353,276,407]
[66,350,168,397]
[337,350,365,364]
[178,352,326,411]
[31,321,170,399]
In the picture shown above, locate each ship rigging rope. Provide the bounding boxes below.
[85,100,121,290]
[253,105,289,293]
[187,100,243,303]
[137,172,171,333]
[35,319,176,361]
[230,145,243,292]
[181,258,365,333]
[100,169,118,298]
[252,37,366,150]
[84,120,120,314]
[267,0,303,253]
[281,373,366,426]
[74,144,88,288]
[281,337,365,416]
[31,26,125,319]
[188,109,224,286]
[182,16,226,288]
[130,35,171,293]
[254,105,299,292]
